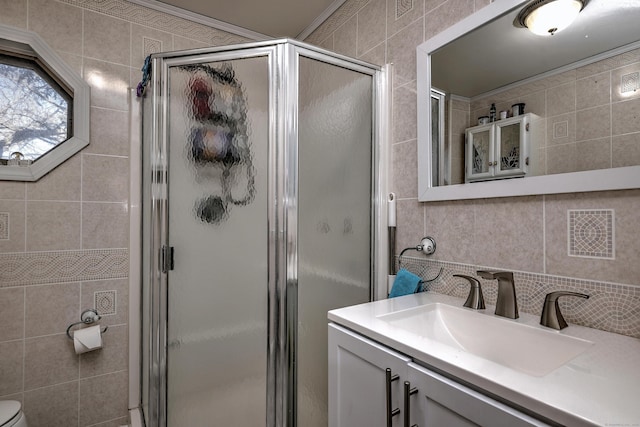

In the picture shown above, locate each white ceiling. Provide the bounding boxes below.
[155,0,341,38]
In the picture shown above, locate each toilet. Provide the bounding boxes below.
[0,401,27,427]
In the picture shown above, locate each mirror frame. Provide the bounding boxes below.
[0,24,90,181]
[416,0,640,202]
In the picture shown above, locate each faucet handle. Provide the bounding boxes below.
[453,274,485,310]
[540,291,590,330]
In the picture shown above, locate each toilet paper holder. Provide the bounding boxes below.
[66,309,108,340]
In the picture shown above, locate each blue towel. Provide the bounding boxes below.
[389,269,422,298]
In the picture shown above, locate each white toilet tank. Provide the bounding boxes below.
[0,401,27,427]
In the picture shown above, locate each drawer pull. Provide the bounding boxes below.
[404,380,418,427]
[386,368,400,426]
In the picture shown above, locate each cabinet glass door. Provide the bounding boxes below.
[466,126,494,182]
[496,120,524,177]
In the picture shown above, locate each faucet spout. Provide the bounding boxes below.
[477,270,519,319]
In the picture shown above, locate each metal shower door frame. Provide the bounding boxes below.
[144,39,386,427]
[281,42,386,427]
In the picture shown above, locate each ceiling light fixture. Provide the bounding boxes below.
[515,0,588,36]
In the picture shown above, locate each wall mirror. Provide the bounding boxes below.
[417,0,640,201]
[0,24,89,181]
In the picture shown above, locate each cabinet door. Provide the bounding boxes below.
[405,363,551,427]
[495,116,527,178]
[465,125,495,182]
[329,323,411,427]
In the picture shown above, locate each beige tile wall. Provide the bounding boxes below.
[0,1,251,425]
[306,0,640,332]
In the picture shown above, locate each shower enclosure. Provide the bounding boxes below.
[140,39,386,426]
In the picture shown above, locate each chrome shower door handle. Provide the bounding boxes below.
[403,381,418,427]
[386,368,400,426]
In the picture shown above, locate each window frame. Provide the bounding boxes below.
[0,24,90,181]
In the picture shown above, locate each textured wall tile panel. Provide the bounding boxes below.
[94,290,117,315]
[143,36,163,57]
[58,0,251,45]
[621,72,639,94]
[398,257,640,338]
[0,249,128,287]
[396,0,413,18]
[568,209,614,259]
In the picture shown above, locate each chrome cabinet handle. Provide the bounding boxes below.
[403,381,418,427]
[386,368,400,426]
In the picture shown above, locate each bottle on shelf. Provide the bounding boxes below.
[489,103,496,122]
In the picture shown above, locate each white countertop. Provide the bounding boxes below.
[328,292,640,427]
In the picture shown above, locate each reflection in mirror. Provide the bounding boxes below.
[430,88,445,186]
[0,24,89,181]
[417,0,640,201]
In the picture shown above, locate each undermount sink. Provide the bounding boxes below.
[377,303,593,377]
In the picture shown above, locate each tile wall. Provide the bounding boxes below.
[0,1,251,426]
[306,0,640,336]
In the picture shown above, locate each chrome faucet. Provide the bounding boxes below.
[476,270,518,319]
[453,274,485,310]
[540,291,590,330]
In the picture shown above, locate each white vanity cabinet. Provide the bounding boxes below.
[465,113,540,183]
[328,323,410,427]
[329,323,549,427]
[405,363,548,427]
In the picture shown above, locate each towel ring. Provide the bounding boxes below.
[66,309,108,340]
[397,243,444,291]
[418,268,444,291]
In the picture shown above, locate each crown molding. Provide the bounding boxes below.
[297,0,347,40]
[127,0,271,41]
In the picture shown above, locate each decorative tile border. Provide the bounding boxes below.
[397,257,640,338]
[0,212,8,240]
[568,209,615,259]
[58,0,250,45]
[0,249,128,287]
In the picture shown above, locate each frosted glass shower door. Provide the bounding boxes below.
[165,55,270,426]
[296,55,374,427]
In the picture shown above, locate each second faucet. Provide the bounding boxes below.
[476,270,519,319]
